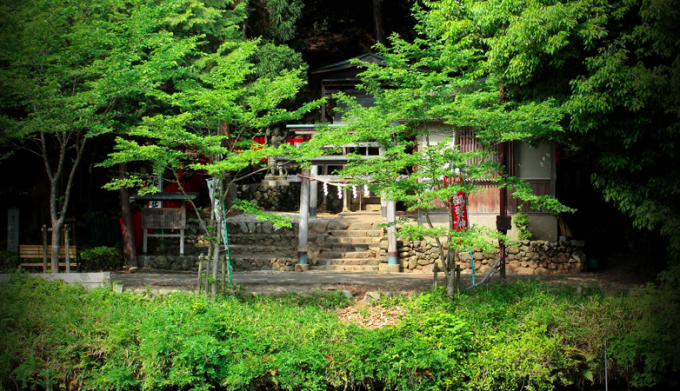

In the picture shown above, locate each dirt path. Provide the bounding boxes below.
[114,255,656,299]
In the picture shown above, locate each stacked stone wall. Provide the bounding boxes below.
[380,237,586,275]
[140,218,586,275]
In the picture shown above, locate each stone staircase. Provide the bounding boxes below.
[309,222,385,271]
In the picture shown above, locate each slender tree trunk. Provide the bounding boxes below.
[42,131,87,272]
[212,238,220,296]
[119,162,137,267]
[50,220,63,273]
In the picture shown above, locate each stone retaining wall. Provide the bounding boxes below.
[381,237,586,274]
[139,218,586,275]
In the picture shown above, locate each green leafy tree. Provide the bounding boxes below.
[416,0,680,279]
[98,5,320,294]
[0,0,200,271]
[306,5,573,296]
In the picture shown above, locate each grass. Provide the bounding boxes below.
[0,274,678,390]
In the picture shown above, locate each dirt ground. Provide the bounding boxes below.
[116,251,658,300]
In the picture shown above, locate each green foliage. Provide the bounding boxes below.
[1,276,678,390]
[0,251,18,272]
[80,246,123,271]
[417,0,680,269]
[245,0,304,43]
[307,0,573,296]
[232,199,293,228]
[513,212,532,240]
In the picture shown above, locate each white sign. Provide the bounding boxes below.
[149,175,163,208]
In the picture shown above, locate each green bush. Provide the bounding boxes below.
[79,246,123,271]
[0,276,677,390]
[0,251,18,272]
[513,212,533,240]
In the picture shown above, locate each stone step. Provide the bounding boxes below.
[228,244,295,253]
[328,230,383,238]
[309,265,381,272]
[326,236,382,245]
[347,222,381,230]
[323,243,378,252]
[321,251,375,259]
[315,259,382,266]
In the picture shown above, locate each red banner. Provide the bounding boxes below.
[444,175,468,232]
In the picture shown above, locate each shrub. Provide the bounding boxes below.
[0,251,18,272]
[513,212,532,240]
[1,277,677,390]
[79,246,123,271]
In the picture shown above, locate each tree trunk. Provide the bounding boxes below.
[50,220,63,273]
[119,163,137,267]
[373,0,385,45]
[446,266,455,297]
[212,238,220,296]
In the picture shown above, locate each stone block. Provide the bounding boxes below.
[310,220,329,233]
[572,250,586,263]
[408,257,417,269]
[327,221,349,230]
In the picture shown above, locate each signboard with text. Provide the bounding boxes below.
[141,208,186,230]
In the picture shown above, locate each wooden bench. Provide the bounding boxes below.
[19,245,79,272]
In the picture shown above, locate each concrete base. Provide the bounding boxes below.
[0,272,111,289]
[295,264,310,272]
[384,264,401,273]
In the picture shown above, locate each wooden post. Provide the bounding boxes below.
[64,224,70,273]
[297,169,310,269]
[42,225,47,273]
[143,227,148,254]
[310,166,318,218]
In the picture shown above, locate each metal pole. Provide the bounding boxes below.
[298,170,310,269]
[310,165,318,218]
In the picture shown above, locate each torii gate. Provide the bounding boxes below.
[294,169,400,273]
